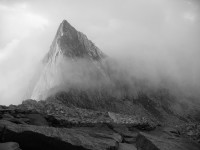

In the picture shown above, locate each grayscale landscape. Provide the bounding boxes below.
[0,0,200,150]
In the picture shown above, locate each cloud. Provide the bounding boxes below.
[0,39,19,62]
[0,0,200,105]
[0,2,49,105]
[183,12,196,22]
[0,2,48,46]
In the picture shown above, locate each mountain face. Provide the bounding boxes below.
[31,20,105,100]
[29,20,200,126]
[44,20,105,63]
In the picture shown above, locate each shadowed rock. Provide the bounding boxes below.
[136,132,200,150]
[118,143,137,150]
[0,142,21,150]
[0,120,119,150]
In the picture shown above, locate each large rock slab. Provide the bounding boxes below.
[19,99,158,130]
[0,142,21,150]
[0,120,119,150]
[136,132,200,150]
[118,143,137,150]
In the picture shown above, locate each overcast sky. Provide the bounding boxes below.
[0,0,200,105]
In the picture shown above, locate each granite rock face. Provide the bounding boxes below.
[136,132,200,150]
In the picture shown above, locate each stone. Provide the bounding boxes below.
[136,132,200,150]
[0,142,21,150]
[78,126,123,143]
[0,120,118,150]
[113,125,138,138]
[26,114,49,126]
[124,137,136,144]
[163,127,180,136]
[2,114,14,119]
[187,130,194,136]
[2,118,27,125]
[118,143,137,150]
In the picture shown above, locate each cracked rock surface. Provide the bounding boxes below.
[1,102,200,150]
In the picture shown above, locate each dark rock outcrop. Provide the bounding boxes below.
[0,102,155,150]
[118,143,137,150]
[136,132,200,150]
[0,120,119,150]
[19,99,158,130]
[1,103,200,150]
[0,142,21,150]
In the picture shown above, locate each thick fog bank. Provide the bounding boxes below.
[0,0,200,105]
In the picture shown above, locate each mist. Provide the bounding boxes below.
[0,0,200,105]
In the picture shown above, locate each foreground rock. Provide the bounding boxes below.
[1,101,200,150]
[1,118,200,150]
[118,143,137,150]
[136,132,200,150]
[0,142,21,150]
[18,99,158,130]
[0,120,119,150]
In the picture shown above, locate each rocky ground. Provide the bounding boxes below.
[0,100,200,150]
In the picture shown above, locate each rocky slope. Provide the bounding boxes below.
[0,102,200,150]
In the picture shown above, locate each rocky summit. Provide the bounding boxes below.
[1,20,200,150]
[45,20,105,61]
[30,20,105,100]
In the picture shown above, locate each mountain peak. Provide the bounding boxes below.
[31,19,106,100]
[56,20,75,38]
[61,19,70,25]
[61,20,71,29]
[44,19,105,63]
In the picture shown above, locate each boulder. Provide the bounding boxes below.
[113,125,138,138]
[118,143,137,150]
[136,132,200,150]
[0,142,21,150]
[124,137,136,144]
[25,114,49,126]
[162,127,180,137]
[0,120,119,150]
[108,112,157,130]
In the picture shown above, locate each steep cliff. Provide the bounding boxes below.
[31,20,106,100]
